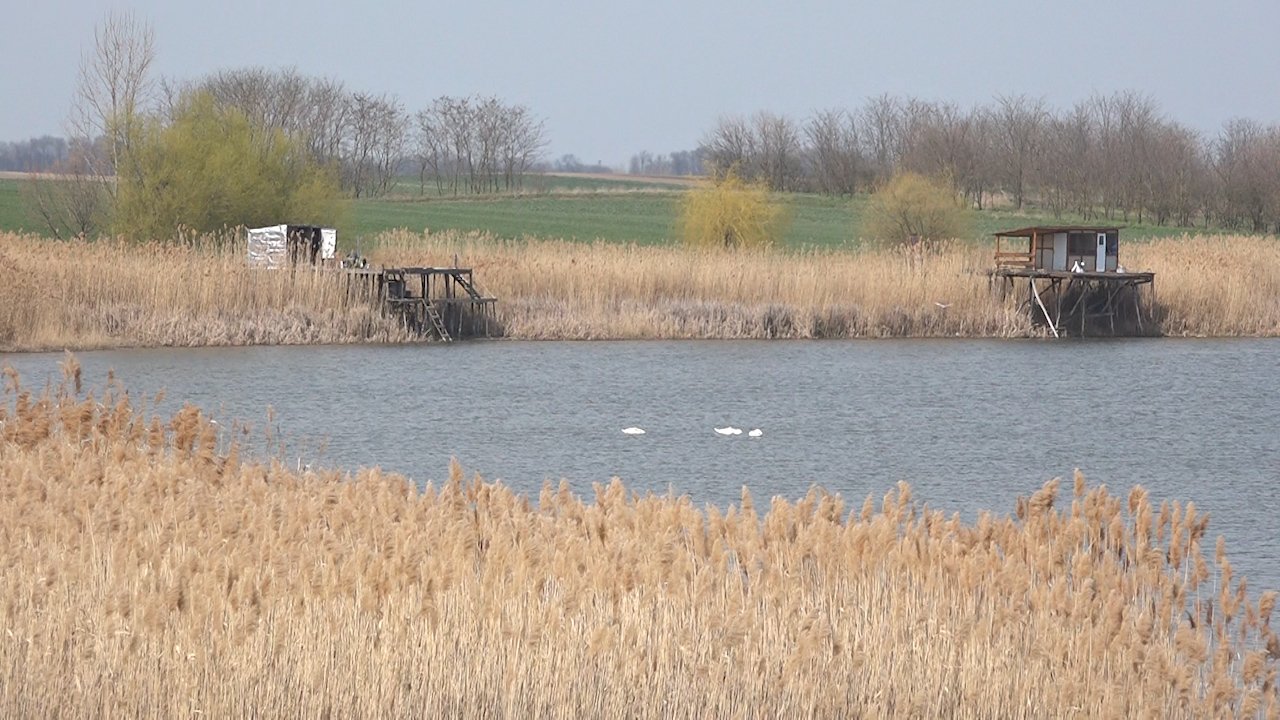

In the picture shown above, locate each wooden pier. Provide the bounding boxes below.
[346,266,497,341]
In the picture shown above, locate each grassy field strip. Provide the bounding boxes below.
[0,176,1240,248]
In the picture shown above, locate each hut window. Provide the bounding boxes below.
[1067,233,1094,255]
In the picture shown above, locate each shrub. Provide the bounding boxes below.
[679,172,788,249]
[113,91,346,241]
[862,171,972,244]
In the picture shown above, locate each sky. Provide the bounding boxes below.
[5,0,1280,168]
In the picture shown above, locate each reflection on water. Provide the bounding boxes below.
[4,338,1278,590]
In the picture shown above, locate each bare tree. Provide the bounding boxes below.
[1212,118,1280,232]
[962,109,998,209]
[805,109,862,195]
[701,115,755,179]
[415,105,446,195]
[1142,122,1205,227]
[69,10,155,192]
[991,94,1047,210]
[753,111,802,191]
[1038,102,1095,218]
[500,103,547,191]
[301,78,350,165]
[343,92,406,197]
[412,95,545,195]
[899,101,986,204]
[859,94,903,185]
[20,143,110,238]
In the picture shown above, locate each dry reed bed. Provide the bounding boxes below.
[1126,236,1280,336]
[0,233,410,352]
[1,364,1278,718]
[372,231,1031,339]
[2,231,1278,351]
[371,230,1280,339]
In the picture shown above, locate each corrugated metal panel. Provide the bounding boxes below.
[247,225,288,269]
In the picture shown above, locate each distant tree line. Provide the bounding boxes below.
[414,95,547,196]
[627,149,705,176]
[544,155,613,174]
[22,12,549,239]
[700,93,1280,233]
[0,137,68,171]
[174,70,547,199]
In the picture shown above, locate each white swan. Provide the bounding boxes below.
[748,428,763,437]
[621,427,645,435]
[714,426,742,436]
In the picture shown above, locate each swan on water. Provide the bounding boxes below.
[621,427,646,435]
[714,427,742,436]
[748,429,763,437]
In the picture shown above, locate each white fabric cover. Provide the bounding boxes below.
[247,225,288,269]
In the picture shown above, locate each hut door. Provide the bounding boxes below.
[1095,233,1107,272]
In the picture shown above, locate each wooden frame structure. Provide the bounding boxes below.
[991,226,1155,337]
[346,266,497,341]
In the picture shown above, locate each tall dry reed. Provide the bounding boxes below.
[372,230,1031,339]
[1,367,1277,718]
[371,230,1280,339]
[3,230,1277,351]
[0,233,410,351]
[1126,235,1280,336]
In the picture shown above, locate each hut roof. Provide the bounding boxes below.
[994,225,1123,237]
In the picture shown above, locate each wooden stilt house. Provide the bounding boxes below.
[991,225,1155,337]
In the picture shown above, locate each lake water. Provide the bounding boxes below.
[4,339,1278,591]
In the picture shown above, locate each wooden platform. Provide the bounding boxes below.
[345,266,497,341]
[993,268,1154,283]
[990,268,1156,337]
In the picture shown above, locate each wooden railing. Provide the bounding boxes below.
[994,251,1034,268]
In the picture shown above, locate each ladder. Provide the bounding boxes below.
[424,302,452,342]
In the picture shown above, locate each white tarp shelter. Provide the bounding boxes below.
[247,224,337,269]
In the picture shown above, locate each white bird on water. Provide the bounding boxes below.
[621,427,646,435]
[714,426,743,436]
[748,428,763,438]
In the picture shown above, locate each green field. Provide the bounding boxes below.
[0,178,29,233]
[351,184,1208,249]
[0,175,1217,249]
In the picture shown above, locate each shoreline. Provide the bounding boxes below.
[6,333,1280,357]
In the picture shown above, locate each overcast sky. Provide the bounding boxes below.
[5,0,1280,167]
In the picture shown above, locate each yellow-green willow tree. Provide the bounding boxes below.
[113,91,345,241]
[679,172,789,250]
